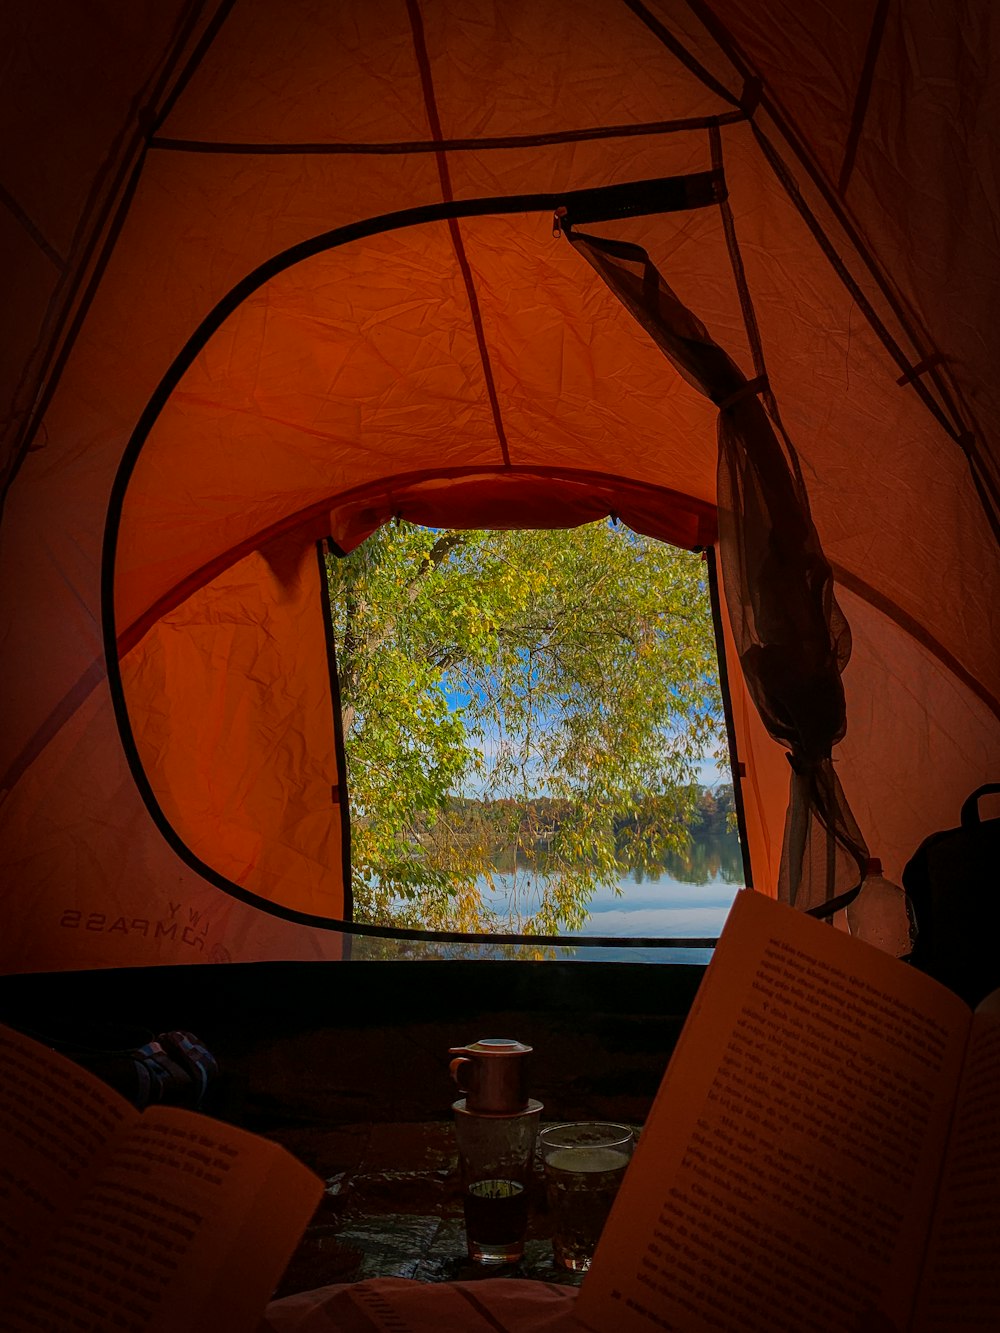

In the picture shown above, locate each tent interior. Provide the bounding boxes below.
[2,0,1000,1317]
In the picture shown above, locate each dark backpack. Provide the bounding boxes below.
[902,784,1000,1006]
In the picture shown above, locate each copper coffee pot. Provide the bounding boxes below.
[448,1037,533,1114]
[449,1037,542,1264]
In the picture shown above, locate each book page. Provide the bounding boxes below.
[577,890,971,1333]
[4,1105,324,1332]
[0,1024,135,1288]
[912,1011,1000,1332]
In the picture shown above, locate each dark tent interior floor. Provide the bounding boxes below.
[0,957,703,1296]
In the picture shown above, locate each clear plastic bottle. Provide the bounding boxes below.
[847,857,918,958]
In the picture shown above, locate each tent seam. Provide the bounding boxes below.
[831,564,1000,726]
[681,0,996,515]
[749,119,1000,545]
[149,0,239,137]
[708,128,775,417]
[707,128,811,504]
[2,152,149,514]
[404,0,510,467]
[1,0,223,509]
[838,0,890,196]
[621,0,741,108]
[0,181,65,267]
[746,121,958,440]
[148,111,747,155]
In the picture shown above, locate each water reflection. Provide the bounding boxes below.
[650,833,744,886]
[474,829,743,937]
[487,831,744,888]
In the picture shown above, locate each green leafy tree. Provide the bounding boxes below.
[327,520,727,933]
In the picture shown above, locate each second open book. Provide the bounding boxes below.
[0,1022,323,1332]
[578,888,1000,1333]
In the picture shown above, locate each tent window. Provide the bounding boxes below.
[326,518,744,953]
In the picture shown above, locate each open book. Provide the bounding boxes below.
[0,1023,323,1332]
[578,888,1000,1333]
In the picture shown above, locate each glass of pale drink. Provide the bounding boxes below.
[539,1122,634,1270]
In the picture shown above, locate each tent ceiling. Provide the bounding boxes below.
[114,210,724,644]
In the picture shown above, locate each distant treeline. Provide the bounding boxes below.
[686,783,737,836]
[415,784,736,844]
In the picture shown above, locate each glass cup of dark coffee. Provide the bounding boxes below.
[452,1099,542,1264]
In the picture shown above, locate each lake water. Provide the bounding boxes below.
[477,834,746,963]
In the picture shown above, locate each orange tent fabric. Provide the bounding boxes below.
[1,1,998,971]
